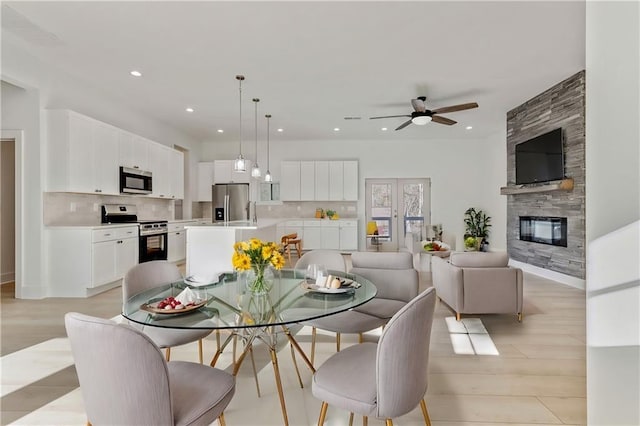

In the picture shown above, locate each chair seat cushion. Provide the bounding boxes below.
[312,342,377,416]
[168,361,235,426]
[136,323,212,348]
[303,309,387,333]
[354,298,406,319]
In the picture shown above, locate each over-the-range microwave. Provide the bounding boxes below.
[120,166,152,194]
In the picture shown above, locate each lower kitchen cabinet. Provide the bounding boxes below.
[46,225,139,297]
[276,219,358,252]
[168,221,194,262]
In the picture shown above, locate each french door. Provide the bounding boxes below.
[364,178,431,251]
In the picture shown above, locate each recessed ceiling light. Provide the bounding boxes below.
[185,107,194,113]
[381,127,388,131]
[466,126,473,130]
[130,70,142,77]
[217,129,224,133]
[334,128,340,132]
[277,128,283,132]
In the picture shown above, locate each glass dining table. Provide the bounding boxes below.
[122,268,377,426]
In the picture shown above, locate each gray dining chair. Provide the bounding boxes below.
[65,312,235,426]
[122,260,212,363]
[312,287,437,426]
[297,251,419,364]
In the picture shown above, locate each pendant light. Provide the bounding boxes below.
[264,114,273,182]
[233,75,246,172]
[250,98,261,178]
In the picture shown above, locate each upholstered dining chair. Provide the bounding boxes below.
[312,287,437,426]
[122,260,212,363]
[65,312,235,426]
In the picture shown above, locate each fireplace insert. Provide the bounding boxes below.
[519,216,567,247]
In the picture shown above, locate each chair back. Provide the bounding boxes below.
[376,287,436,419]
[350,251,418,302]
[281,233,298,244]
[65,312,173,425]
[295,250,346,273]
[122,260,182,305]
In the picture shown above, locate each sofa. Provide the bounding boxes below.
[431,251,523,321]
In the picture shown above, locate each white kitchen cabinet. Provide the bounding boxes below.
[118,132,149,171]
[302,220,322,249]
[339,219,358,250]
[148,143,170,198]
[300,161,315,201]
[314,161,330,200]
[343,160,359,200]
[168,148,184,199]
[46,225,138,297]
[280,161,301,201]
[328,161,344,200]
[168,221,193,262]
[46,110,119,195]
[214,160,251,184]
[321,220,340,249]
[197,162,215,201]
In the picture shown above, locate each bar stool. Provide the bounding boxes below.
[281,233,302,264]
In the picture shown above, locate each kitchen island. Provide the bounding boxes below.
[184,219,283,283]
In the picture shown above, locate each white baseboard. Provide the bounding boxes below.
[509,259,585,290]
[1,271,15,284]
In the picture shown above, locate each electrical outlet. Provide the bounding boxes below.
[152,205,156,212]
[297,205,301,211]
[347,206,356,212]
[93,203,99,212]
[268,206,272,211]
[70,202,76,212]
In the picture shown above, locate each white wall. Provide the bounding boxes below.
[202,132,507,252]
[585,1,640,424]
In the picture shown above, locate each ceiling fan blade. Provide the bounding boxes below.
[395,119,413,131]
[431,115,457,125]
[411,98,426,112]
[369,115,411,120]
[431,102,479,114]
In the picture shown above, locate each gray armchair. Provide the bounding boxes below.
[65,312,235,426]
[432,251,524,321]
[312,287,437,425]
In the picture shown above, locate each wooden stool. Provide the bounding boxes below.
[280,233,302,264]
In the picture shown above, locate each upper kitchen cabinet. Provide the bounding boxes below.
[343,160,358,200]
[214,160,251,184]
[197,162,215,201]
[118,131,149,171]
[280,161,301,201]
[148,143,184,199]
[300,161,315,201]
[314,161,330,200]
[46,110,119,195]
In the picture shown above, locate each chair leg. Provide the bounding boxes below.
[317,402,328,426]
[456,312,461,321]
[385,420,393,426]
[358,332,364,344]
[348,412,354,426]
[165,347,171,361]
[336,332,341,352]
[290,343,304,388]
[518,312,523,322]
[216,329,221,351]
[198,339,203,364]
[218,412,226,426]
[420,399,432,426]
[86,421,92,426]
[310,327,317,366]
[363,416,368,426]
[249,345,261,397]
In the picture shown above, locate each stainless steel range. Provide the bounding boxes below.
[101,204,168,263]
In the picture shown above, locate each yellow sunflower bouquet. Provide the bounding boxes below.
[232,238,285,294]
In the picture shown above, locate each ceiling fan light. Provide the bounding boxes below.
[264,170,273,182]
[234,154,246,172]
[412,115,432,125]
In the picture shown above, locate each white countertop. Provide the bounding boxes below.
[45,223,140,230]
[185,218,284,230]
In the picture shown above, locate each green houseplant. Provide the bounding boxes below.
[463,208,492,251]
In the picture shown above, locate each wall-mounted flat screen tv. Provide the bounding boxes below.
[515,128,564,184]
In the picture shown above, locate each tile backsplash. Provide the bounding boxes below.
[44,192,174,225]
[197,201,358,220]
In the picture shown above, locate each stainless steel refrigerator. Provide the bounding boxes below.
[212,183,250,222]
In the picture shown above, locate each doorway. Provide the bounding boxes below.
[1,137,16,285]
[364,178,431,251]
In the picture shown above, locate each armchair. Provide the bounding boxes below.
[431,252,523,321]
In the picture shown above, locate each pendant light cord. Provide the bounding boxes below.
[266,114,271,170]
[253,98,259,165]
[237,75,244,156]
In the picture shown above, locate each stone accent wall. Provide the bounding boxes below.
[506,71,585,278]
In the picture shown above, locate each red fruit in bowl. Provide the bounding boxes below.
[158,301,167,309]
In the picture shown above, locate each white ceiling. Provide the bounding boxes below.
[2,1,586,143]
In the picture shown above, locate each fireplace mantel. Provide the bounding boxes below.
[500,178,574,195]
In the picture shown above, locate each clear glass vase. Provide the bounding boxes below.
[245,264,275,295]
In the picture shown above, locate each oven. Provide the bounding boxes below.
[138,221,168,263]
[120,166,153,195]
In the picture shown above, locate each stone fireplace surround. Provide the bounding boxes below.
[506,71,585,280]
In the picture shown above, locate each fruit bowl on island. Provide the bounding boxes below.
[421,240,451,257]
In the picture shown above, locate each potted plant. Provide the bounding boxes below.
[463,208,492,251]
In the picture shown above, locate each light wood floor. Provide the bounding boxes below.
[0,260,586,425]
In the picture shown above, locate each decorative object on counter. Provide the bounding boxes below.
[463,207,491,251]
[315,208,324,219]
[422,240,450,252]
[233,75,247,172]
[264,114,273,182]
[325,209,339,219]
[251,98,262,178]
[232,238,284,295]
[430,223,443,241]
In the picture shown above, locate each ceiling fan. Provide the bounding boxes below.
[370,96,478,130]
